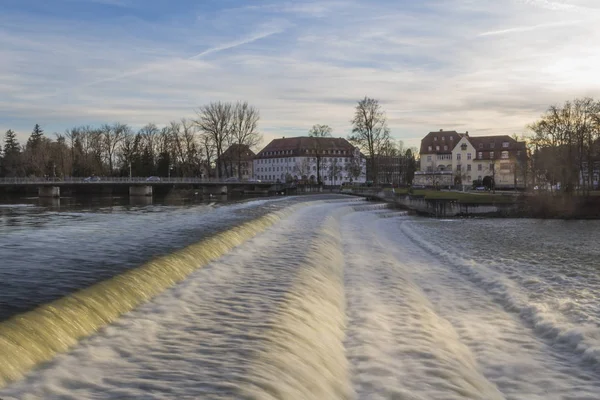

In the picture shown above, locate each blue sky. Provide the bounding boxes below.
[1,0,599,150]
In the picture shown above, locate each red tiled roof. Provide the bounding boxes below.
[256,137,356,158]
[419,130,464,155]
[468,136,527,161]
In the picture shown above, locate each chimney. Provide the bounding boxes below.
[439,129,443,132]
[465,131,469,136]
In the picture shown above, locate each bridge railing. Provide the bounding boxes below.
[0,177,279,184]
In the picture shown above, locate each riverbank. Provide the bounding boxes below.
[353,189,600,219]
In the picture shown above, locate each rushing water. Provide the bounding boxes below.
[1,196,599,399]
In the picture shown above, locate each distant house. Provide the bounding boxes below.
[253,136,366,185]
[414,129,527,189]
[218,144,255,179]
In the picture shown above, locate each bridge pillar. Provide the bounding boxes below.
[38,186,60,198]
[204,185,228,195]
[129,185,153,197]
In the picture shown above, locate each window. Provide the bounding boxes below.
[461,144,467,151]
[457,154,461,161]
[467,153,471,160]
[467,164,471,171]
[502,142,509,148]
[490,142,495,149]
[442,136,445,141]
[478,152,483,159]
[479,143,483,149]
[456,164,462,171]
[428,146,432,151]
[436,146,440,151]
[478,164,482,171]
[490,151,494,159]
[501,151,509,159]
[427,155,432,161]
[450,136,454,141]
[517,151,521,157]
[478,175,482,180]
[444,145,448,151]
[434,136,438,141]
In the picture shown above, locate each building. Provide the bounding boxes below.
[253,137,367,184]
[415,129,527,189]
[218,144,255,179]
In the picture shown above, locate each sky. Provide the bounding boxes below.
[1,0,600,151]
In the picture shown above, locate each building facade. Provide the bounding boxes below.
[253,137,367,184]
[415,129,527,189]
[218,144,255,179]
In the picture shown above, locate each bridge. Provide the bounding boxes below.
[0,177,291,198]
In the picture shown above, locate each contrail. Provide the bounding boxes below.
[80,29,282,88]
[478,20,581,36]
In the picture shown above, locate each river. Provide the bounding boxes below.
[0,195,599,399]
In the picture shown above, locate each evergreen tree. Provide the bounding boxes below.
[3,129,22,177]
[27,124,44,149]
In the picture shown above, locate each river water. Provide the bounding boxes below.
[0,195,599,399]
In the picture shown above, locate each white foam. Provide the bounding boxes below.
[342,212,505,400]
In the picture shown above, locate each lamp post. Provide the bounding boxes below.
[129,162,132,179]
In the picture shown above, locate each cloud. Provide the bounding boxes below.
[1,0,600,151]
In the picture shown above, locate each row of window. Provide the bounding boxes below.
[428,141,512,152]
[256,157,350,164]
[255,174,346,181]
[260,149,350,157]
[428,151,511,161]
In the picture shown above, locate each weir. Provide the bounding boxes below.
[0,204,306,388]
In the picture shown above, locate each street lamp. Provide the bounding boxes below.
[129,162,132,179]
[168,165,173,179]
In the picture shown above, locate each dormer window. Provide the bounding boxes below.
[479,143,483,149]
[450,136,454,141]
[442,136,445,141]
[490,143,495,149]
[502,142,509,148]
[461,144,467,151]
[434,137,438,141]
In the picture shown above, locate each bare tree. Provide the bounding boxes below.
[195,102,233,179]
[346,148,363,183]
[308,124,332,137]
[102,123,128,175]
[307,125,332,184]
[231,101,261,179]
[348,97,391,184]
[294,158,312,182]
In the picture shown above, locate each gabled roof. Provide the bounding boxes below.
[219,144,255,161]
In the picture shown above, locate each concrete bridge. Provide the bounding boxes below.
[0,177,292,198]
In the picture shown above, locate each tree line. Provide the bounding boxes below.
[527,97,600,194]
[0,96,419,184]
[0,101,261,179]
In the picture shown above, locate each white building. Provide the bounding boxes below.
[415,129,527,189]
[253,137,367,185]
